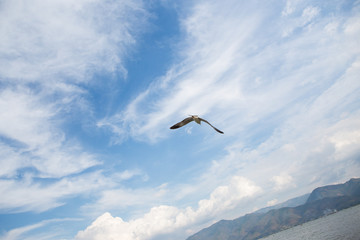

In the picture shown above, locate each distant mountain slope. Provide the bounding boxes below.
[307,178,360,203]
[255,193,310,214]
[186,178,360,240]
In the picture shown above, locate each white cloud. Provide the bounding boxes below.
[0,218,81,240]
[2,0,359,239]
[98,0,264,142]
[344,16,360,35]
[0,171,111,213]
[92,0,360,231]
[0,143,27,178]
[175,107,360,233]
[0,220,46,240]
[81,183,169,217]
[0,0,146,83]
[100,0,359,146]
[76,176,260,240]
[282,0,301,16]
[281,3,321,37]
[0,0,148,212]
[272,174,295,191]
[0,88,98,178]
[113,169,149,182]
[301,6,320,24]
[79,1,359,238]
[0,88,56,150]
[266,199,278,207]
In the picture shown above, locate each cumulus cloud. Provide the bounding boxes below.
[76,176,260,240]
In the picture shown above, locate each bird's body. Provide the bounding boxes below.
[170,115,224,134]
[193,115,201,124]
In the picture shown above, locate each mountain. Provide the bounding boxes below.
[254,193,310,214]
[307,178,360,203]
[186,178,360,240]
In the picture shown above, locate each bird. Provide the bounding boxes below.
[170,115,224,134]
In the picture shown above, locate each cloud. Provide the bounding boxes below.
[282,6,320,37]
[266,199,278,207]
[0,0,147,83]
[113,169,149,182]
[98,0,265,142]
[89,2,360,237]
[271,174,295,191]
[282,0,300,16]
[0,171,111,213]
[0,218,81,240]
[0,0,148,212]
[201,56,360,196]
[2,1,359,239]
[99,0,359,146]
[302,6,320,23]
[81,183,168,217]
[0,87,98,178]
[76,176,260,240]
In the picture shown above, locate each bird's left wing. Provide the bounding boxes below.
[170,117,194,129]
[199,118,224,134]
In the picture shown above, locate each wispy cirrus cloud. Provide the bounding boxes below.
[98,1,265,142]
[2,0,360,239]
[90,1,360,239]
[0,0,148,213]
[99,0,360,144]
[0,0,146,83]
[0,218,82,240]
[0,171,112,213]
[0,87,99,178]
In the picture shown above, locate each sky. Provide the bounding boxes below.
[0,0,359,239]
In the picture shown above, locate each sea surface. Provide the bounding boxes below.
[260,204,360,240]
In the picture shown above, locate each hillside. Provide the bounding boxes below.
[254,193,309,214]
[186,178,360,240]
[307,178,360,203]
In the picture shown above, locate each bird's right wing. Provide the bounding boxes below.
[199,118,224,134]
[170,117,194,129]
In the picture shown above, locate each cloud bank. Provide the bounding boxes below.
[76,176,260,240]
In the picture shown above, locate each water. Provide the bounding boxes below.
[260,204,360,240]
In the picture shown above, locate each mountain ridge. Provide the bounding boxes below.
[254,193,310,214]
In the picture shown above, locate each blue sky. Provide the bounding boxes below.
[0,0,360,239]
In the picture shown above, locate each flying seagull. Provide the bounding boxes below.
[170,115,224,134]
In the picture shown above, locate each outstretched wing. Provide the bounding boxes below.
[199,118,224,134]
[170,117,194,129]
